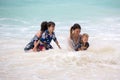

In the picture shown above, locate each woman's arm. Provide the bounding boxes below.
[78,46,87,51]
[32,31,42,52]
[36,31,42,38]
[68,38,75,50]
[78,42,89,51]
[33,40,40,52]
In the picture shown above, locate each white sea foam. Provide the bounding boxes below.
[0,17,120,80]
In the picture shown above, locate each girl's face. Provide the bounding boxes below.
[48,25,55,33]
[82,36,88,43]
[74,29,81,36]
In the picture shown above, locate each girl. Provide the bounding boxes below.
[78,33,89,50]
[37,21,61,50]
[24,21,48,52]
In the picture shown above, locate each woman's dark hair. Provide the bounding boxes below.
[70,26,74,39]
[70,23,81,39]
[73,23,81,30]
[40,21,48,32]
[47,21,55,28]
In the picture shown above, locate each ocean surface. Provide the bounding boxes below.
[0,0,120,80]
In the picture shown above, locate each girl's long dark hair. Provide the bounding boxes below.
[40,21,48,32]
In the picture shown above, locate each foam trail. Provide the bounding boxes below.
[0,17,120,80]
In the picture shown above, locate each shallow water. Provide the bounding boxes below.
[0,18,120,80]
[0,0,120,80]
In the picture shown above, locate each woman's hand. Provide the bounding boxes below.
[33,40,40,52]
[78,46,87,51]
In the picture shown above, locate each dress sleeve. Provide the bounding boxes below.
[31,35,39,42]
[83,42,89,50]
[52,33,57,42]
[85,42,89,48]
[40,32,47,43]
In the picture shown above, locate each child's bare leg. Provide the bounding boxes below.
[42,47,46,51]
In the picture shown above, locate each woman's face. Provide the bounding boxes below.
[74,28,81,36]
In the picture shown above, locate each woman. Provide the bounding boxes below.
[68,23,82,51]
[24,21,48,52]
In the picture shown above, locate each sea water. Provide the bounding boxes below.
[0,0,120,80]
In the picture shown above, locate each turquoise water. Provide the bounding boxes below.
[0,0,120,39]
[0,0,120,21]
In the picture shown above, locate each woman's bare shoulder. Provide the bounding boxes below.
[36,31,42,37]
[79,34,82,37]
[67,37,71,41]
